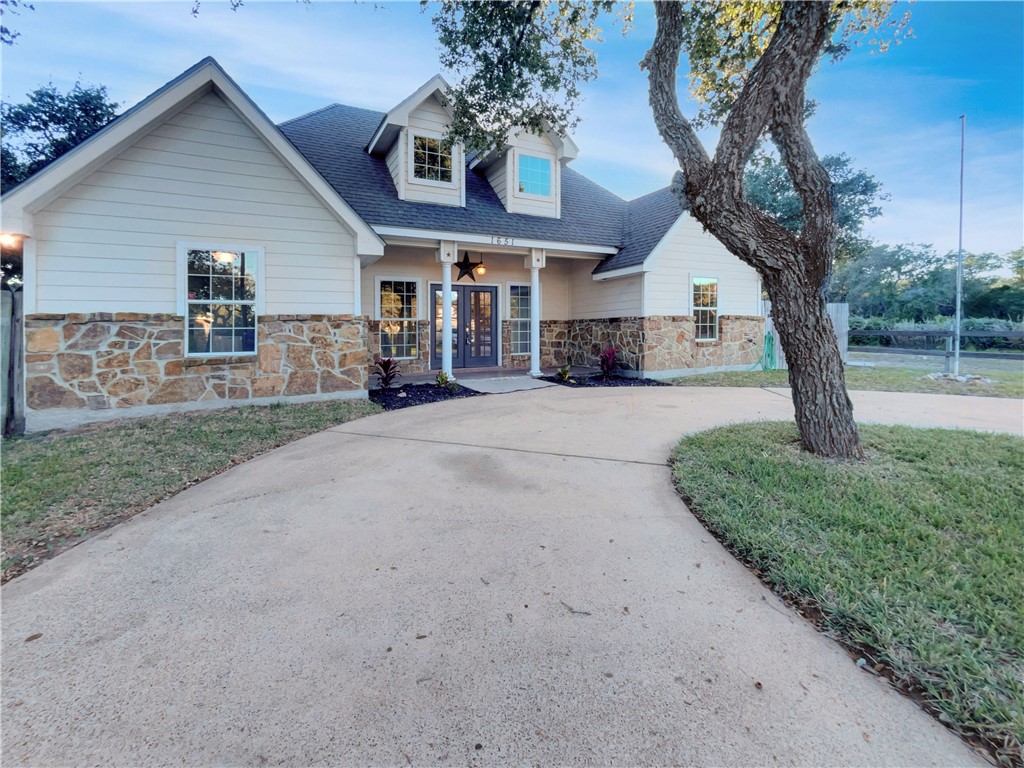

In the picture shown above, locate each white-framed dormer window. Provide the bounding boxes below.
[376,277,419,359]
[409,133,454,186]
[692,276,719,341]
[516,153,552,197]
[177,242,265,357]
[508,283,532,355]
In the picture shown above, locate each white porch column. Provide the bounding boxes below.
[526,248,545,377]
[437,240,457,378]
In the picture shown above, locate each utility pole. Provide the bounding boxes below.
[953,115,965,377]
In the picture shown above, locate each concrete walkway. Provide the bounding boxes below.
[3,388,1020,767]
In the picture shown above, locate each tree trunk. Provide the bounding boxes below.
[642,0,865,460]
[766,272,863,458]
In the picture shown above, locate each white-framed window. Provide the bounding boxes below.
[377,278,419,359]
[508,283,532,355]
[177,243,264,357]
[517,153,552,197]
[692,277,719,341]
[410,133,454,185]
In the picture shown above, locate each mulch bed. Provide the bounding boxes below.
[369,383,485,410]
[541,374,671,388]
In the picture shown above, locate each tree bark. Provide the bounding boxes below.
[642,0,864,459]
[764,270,862,457]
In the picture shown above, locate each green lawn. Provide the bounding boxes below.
[673,365,1024,398]
[671,423,1024,764]
[0,399,380,582]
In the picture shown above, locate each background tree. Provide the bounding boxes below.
[433,0,911,458]
[745,151,886,258]
[1,81,120,189]
[0,0,33,45]
[834,243,1023,321]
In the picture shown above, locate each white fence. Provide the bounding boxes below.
[764,302,849,371]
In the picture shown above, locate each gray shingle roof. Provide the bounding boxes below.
[594,187,686,273]
[278,103,681,272]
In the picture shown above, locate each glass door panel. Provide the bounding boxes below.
[433,288,460,365]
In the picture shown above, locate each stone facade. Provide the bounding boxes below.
[366,320,431,375]
[565,315,764,374]
[500,320,569,369]
[24,313,367,412]
[566,318,647,371]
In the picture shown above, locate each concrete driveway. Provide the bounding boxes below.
[3,387,1020,766]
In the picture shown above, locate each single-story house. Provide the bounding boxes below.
[1,57,765,432]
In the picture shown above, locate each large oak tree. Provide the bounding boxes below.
[432,0,911,459]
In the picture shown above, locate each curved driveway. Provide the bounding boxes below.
[3,387,1020,766]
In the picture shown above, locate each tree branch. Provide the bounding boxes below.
[640,2,711,184]
[711,2,831,203]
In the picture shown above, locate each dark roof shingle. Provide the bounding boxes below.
[593,187,686,274]
[278,103,679,270]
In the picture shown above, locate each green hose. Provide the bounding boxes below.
[752,330,776,371]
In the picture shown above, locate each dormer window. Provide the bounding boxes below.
[411,134,453,185]
[517,154,551,197]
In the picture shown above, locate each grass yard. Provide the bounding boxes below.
[671,423,1024,765]
[0,399,380,582]
[673,365,1024,399]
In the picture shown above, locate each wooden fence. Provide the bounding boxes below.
[1,291,10,430]
[764,302,849,371]
[847,329,1024,371]
[3,289,25,435]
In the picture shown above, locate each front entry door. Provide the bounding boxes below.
[430,284,498,369]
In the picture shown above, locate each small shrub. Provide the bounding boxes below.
[373,357,401,390]
[556,364,574,383]
[598,345,620,379]
[435,370,459,393]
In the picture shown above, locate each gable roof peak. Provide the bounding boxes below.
[367,74,453,156]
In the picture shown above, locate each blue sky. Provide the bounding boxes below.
[2,0,1022,257]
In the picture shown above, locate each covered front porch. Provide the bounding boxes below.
[361,237,607,380]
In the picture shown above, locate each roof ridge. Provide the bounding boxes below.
[279,102,388,128]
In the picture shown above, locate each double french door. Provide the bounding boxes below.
[429,284,498,369]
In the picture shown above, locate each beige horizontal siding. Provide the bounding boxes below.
[569,261,642,319]
[75,172,322,208]
[385,136,403,197]
[408,97,450,134]
[516,131,554,153]
[98,158,312,196]
[486,157,509,206]
[644,214,761,317]
[34,90,357,315]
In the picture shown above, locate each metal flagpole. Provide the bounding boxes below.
[953,115,965,377]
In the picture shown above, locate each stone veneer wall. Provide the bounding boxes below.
[690,316,764,370]
[500,320,569,369]
[566,315,764,373]
[567,318,645,371]
[366,320,431,374]
[24,313,367,413]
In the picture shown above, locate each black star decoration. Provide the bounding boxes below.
[455,252,478,282]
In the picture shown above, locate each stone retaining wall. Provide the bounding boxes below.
[24,313,367,413]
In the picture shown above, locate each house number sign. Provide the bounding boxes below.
[489,236,515,246]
